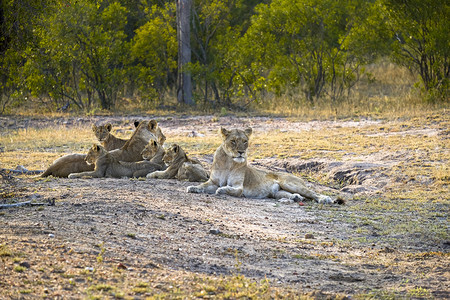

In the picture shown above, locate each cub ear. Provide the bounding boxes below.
[106,123,112,132]
[96,145,101,151]
[151,140,157,146]
[244,127,252,137]
[148,120,158,130]
[172,144,179,153]
[220,127,230,139]
[134,120,140,128]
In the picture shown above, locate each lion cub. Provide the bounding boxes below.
[40,154,94,177]
[187,127,336,204]
[92,122,138,151]
[68,143,163,179]
[146,144,209,182]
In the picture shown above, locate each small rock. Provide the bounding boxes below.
[298,202,305,206]
[85,267,94,272]
[48,234,55,238]
[305,233,315,239]
[15,165,29,172]
[117,263,127,270]
[188,130,205,137]
[209,229,221,235]
[20,262,31,268]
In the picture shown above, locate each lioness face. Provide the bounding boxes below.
[92,124,112,142]
[141,140,159,160]
[135,120,166,146]
[221,127,252,163]
[162,144,179,166]
[85,144,106,165]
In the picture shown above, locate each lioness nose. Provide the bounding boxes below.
[238,151,245,155]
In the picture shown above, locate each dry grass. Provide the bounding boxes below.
[253,60,446,120]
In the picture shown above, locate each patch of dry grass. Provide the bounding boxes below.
[1,237,332,299]
[254,60,446,120]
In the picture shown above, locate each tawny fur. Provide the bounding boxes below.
[92,123,128,151]
[187,127,335,204]
[107,120,166,162]
[147,144,209,182]
[68,144,163,178]
[40,154,94,178]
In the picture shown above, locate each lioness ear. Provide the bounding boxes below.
[158,133,166,145]
[244,127,252,137]
[96,145,100,151]
[151,140,157,146]
[134,120,140,128]
[220,127,230,139]
[148,120,158,130]
[106,124,112,132]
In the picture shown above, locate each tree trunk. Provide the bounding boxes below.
[177,0,193,105]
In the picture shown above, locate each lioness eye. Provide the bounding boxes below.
[231,140,236,146]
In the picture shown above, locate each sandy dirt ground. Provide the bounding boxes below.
[0,115,448,299]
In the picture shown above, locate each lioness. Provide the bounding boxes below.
[187,127,336,204]
[92,122,139,151]
[147,144,209,182]
[68,144,163,178]
[40,154,94,177]
[108,120,166,162]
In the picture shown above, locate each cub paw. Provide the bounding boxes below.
[290,194,305,202]
[146,172,157,179]
[68,174,77,179]
[317,195,334,204]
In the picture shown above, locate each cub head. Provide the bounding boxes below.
[92,124,112,142]
[220,127,252,163]
[141,139,162,160]
[163,144,185,166]
[85,144,107,165]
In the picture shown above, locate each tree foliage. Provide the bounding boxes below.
[380,0,449,101]
[0,0,448,113]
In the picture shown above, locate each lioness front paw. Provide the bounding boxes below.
[68,174,77,179]
[215,187,229,195]
[317,195,334,204]
[186,185,201,193]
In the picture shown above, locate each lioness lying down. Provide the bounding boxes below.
[68,143,164,179]
[108,119,166,162]
[147,144,209,182]
[187,127,337,204]
[40,154,94,178]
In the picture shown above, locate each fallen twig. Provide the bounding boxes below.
[0,198,56,209]
[1,168,44,175]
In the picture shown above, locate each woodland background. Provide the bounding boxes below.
[0,0,448,115]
